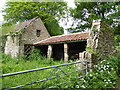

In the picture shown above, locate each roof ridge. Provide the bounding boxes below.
[49,31,89,38]
[15,16,40,32]
[34,31,89,45]
[27,16,39,25]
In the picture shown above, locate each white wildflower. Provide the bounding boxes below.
[111,68,114,70]
[107,65,109,68]
[103,66,106,70]
[76,85,79,88]
[89,74,92,77]
[81,85,85,88]
[103,60,106,61]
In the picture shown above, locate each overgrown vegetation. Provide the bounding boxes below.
[1,49,120,89]
[0,24,17,35]
[2,50,79,88]
[2,49,64,74]
[69,52,120,88]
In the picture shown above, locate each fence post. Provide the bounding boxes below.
[85,61,88,74]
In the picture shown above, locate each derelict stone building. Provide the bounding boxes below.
[34,32,89,62]
[34,20,115,64]
[4,18,115,64]
[4,17,50,57]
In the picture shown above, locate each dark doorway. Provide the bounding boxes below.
[68,41,87,60]
[52,44,64,60]
[35,45,48,57]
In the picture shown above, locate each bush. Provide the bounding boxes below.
[28,49,44,60]
[28,49,58,65]
[2,51,64,74]
[114,51,120,76]
[72,53,120,88]
[80,60,117,88]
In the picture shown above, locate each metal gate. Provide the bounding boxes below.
[1,60,89,89]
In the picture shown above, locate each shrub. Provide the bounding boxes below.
[80,60,117,88]
[28,49,43,60]
[72,54,120,88]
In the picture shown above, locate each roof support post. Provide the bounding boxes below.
[47,45,52,59]
[64,43,68,62]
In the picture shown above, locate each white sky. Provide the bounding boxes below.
[0,0,6,21]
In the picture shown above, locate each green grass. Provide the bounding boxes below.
[2,51,120,89]
[1,53,80,88]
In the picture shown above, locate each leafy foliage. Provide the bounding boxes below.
[0,24,17,35]
[2,2,67,36]
[69,2,120,33]
[70,53,120,88]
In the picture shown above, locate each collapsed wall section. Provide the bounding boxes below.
[87,20,115,60]
[79,20,115,70]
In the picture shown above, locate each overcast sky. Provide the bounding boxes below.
[0,0,6,21]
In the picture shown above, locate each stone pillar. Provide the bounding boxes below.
[79,51,93,72]
[64,43,68,62]
[47,45,52,59]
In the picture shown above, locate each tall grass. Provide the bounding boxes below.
[1,50,80,89]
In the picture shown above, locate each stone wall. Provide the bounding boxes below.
[87,20,115,60]
[4,35,20,58]
[19,18,50,54]
[79,20,115,70]
[20,18,50,45]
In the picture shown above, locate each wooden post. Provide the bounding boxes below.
[64,43,68,62]
[47,45,52,59]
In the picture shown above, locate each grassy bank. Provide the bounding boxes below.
[1,52,79,88]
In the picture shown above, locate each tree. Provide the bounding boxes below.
[69,2,120,33]
[2,2,67,36]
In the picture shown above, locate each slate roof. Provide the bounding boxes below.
[34,32,89,45]
[15,17,39,31]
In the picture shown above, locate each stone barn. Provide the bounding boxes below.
[4,17,50,57]
[34,32,89,62]
[34,20,115,64]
